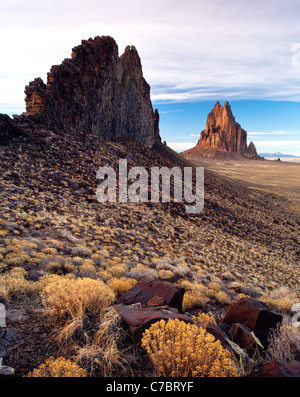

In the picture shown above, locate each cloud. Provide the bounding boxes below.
[248,130,300,136]
[254,140,300,148]
[167,142,197,150]
[1,0,300,114]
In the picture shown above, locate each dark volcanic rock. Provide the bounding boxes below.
[255,360,293,377]
[0,114,21,145]
[206,323,241,359]
[23,36,160,148]
[227,322,260,350]
[220,297,282,347]
[114,304,194,343]
[117,277,185,312]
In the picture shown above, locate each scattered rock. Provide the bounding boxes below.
[25,270,44,282]
[255,360,293,377]
[0,358,15,376]
[0,328,18,358]
[206,323,243,359]
[117,277,185,312]
[114,304,194,343]
[220,297,282,347]
[227,322,262,351]
[285,360,300,377]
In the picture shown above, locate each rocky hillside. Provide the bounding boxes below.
[183,101,259,160]
[0,36,299,378]
[0,126,299,376]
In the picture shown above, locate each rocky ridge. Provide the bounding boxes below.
[2,36,160,148]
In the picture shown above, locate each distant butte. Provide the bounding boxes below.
[183,101,261,160]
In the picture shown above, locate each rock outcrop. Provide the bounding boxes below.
[183,101,259,160]
[23,35,160,148]
[117,277,185,312]
[220,297,282,348]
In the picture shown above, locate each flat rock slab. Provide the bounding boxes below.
[117,277,185,312]
[114,304,194,343]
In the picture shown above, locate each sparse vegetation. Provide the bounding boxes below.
[0,110,299,378]
[141,318,238,377]
[27,357,87,377]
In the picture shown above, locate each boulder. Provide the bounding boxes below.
[285,360,300,377]
[256,360,293,377]
[114,304,194,343]
[206,323,243,359]
[220,297,282,347]
[117,277,185,312]
[227,322,262,351]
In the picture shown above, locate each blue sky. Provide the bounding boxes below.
[1,0,300,155]
[154,100,300,155]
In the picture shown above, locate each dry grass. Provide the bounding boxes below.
[267,323,300,364]
[75,308,130,377]
[40,276,115,324]
[0,267,39,300]
[261,286,299,313]
[107,277,137,296]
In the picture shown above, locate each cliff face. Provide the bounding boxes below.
[184,101,258,159]
[23,36,160,148]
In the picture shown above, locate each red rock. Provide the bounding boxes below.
[285,360,300,377]
[227,322,260,350]
[183,101,259,160]
[220,297,282,347]
[206,323,241,359]
[118,277,185,312]
[114,304,194,343]
[147,295,165,307]
[256,360,293,377]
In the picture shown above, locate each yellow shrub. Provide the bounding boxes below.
[45,261,62,273]
[261,296,293,312]
[182,290,209,311]
[208,282,222,292]
[0,230,9,237]
[82,259,95,268]
[0,267,39,300]
[158,269,174,279]
[192,312,217,328]
[31,252,47,264]
[27,356,87,377]
[43,247,58,256]
[141,319,238,377]
[40,277,115,323]
[107,263,128,277]
[107,277,137,296]
[216,291,231,305]
[4,252,30,266]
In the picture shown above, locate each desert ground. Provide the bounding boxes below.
[185,157,300,212]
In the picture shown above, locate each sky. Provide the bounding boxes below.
[1,0,300,155]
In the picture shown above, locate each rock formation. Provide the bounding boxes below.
[23,35,160,148]
[183,101,259,159]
